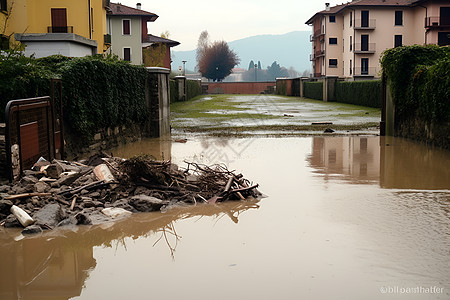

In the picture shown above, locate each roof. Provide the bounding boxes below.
[306,0,417,24]
[109,3,158,21]
[142,34,180,47]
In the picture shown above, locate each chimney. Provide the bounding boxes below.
[325,3,330,11]
[136,3,141,10]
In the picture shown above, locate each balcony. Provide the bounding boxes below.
[310,34,314,42]
[47,26,73,33]
[354,43,376,54]
[104,34,111,45]
[425,16,450,28]
[315,49,325,57]
[354,19,376,30]
[310,53,315,61]
[313,28,325,38]
[354,67,376,77]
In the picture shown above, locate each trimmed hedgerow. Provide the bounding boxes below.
[380,44,450,122]
[303,81,323,100]
[335,80,382,108]
[186,79,202,100]
[0,51,54,120]
[59,56,149,139]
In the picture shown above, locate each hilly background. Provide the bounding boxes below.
[171,31,311,74]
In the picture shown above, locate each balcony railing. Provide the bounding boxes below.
[310,34,314,42]
[425,16,450,27]
[310,53,315,61]
[314,28,325,38]
[47,26,73,33]
[315,49,325,57]
[354,43,376,54]
[354,67,376,76]
[313,72,322,78]
[354,19,376,29]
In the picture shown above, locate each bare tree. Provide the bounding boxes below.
[197,39,240,82]
[196,30,209,71]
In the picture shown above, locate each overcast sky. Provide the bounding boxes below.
[118,0,343,51]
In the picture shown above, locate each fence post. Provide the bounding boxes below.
[175,76,186,101]
[146,67,171,137]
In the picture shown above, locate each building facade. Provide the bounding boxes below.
[2,0,109,57]
[306,0,450,80]
[107,3,179,68]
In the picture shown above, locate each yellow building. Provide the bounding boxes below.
[2,0,110,55]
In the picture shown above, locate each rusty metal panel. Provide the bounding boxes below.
[19,121,39,168]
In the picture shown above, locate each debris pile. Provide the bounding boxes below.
[0,154,261,234]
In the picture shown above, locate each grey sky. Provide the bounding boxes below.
[118,0,342,50]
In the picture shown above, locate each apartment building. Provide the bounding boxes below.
[107,3,179,68]
[2,0,110,57]
[306,0,450,80]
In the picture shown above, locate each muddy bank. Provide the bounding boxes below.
[0,154,261,235]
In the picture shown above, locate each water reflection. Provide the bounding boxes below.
[307,136,450,189]
[0,200,259,300]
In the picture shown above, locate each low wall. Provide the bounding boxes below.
[204,82,275,94]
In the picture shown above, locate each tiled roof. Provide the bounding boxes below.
[142,34,180,47]
[109,3,158,20]
[306,0,416,24]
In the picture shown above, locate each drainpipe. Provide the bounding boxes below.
[351,8,356,79]
[88,0,92,39]
[418,4,428,44]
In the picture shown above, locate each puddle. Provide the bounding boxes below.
[1,136,449,300]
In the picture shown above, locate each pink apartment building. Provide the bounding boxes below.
[306,0,450,80]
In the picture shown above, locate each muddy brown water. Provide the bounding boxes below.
[1,136,449,300]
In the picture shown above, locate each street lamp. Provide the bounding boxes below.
[254,64,258,82]
[182,60,187,76]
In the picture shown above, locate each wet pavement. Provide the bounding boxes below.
[1,136,449,300]
[171,95,381,136]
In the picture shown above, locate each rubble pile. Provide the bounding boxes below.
[0,154,261,235]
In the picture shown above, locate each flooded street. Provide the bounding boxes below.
[1,136,449,299]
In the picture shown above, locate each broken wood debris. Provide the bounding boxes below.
[0,154,262,234]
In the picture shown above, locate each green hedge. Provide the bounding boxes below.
[60,56,149,139]
[0,52,150,142]
[0,51,54,120]
[169,79,178,103]
[335,80,382,108]
[303,81,322,100]
[380,45,450,122]
[186,79,202,100]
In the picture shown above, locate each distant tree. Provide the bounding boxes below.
[258,61,262,69]
[248,60,255,70]
[301,69,310,77]
[266,61,289,80]
[287,67,299,78]
[196,30,210,71]
[197,39,240,81]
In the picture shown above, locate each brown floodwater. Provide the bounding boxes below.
[1,136,449,300]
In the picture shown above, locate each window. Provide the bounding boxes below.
[122,19,131,35]
[0,0,7,11]
[350,59,352,75]
[329,15,336,23]
[1,35,8,50]
[350,36,352,51]
[437,31,450,46]
[329,59,338,68]
[441,7,450,26]
[329,37,337,45]
[361,34,369,51]
[361,10,369,27]
[395,11,403,26]
[361,58,369,75]
[394,35,402,47]
[123,47,131,61]
[51,8,68,33]
[350,12,353,27]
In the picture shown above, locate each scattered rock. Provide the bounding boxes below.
[129,194,168,212]
[102,207,132,219]
[22,224,43,235]
[75,212,92,225]
[57,216,78,227]
[0,200,13,215]
[34,181,50,193]
[324,128,335,133]
[33,203,65,228]
[3,214,21,228]
[45,163,63,179]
